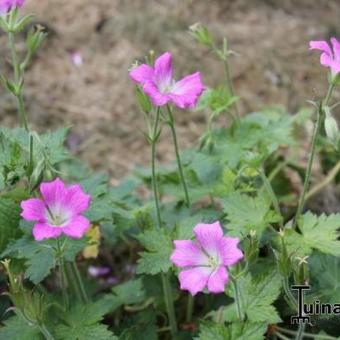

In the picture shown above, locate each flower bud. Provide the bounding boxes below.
[189,22,213,46]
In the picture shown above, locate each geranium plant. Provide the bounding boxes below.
[0,3,340,340]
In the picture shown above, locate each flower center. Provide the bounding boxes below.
[45,205,70,227]
[207,255,219,270]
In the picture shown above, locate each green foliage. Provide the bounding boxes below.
[309,252,340,302]
[225,271,282,324]
[1,235,86,284]
[0,198,22,253]
[283,212,340,257]
[222,192,279,238]
[197,321,267,340]
[136,228,173,275]
[0,314,42,340]
[55,301,117,340]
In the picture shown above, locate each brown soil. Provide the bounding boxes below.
[1,0,339,183]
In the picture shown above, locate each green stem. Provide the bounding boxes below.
[223,58,241,124]
[259,168,283,228]
[231,277,243,321]
[282,277,297,310]
[186,295,194,323]
[275,332,291,340]
[294,83,335,228]
[71,261,89,304]
[56,239,69,311]
[293,109,322,228]
[295,323,305,340]
[277,326,337,339]
[151,107,162,228]
[38,324,55,340]
[149,107,177,336]
[166,105,190,207]
[8,31,28,131]
[161,272,177,335]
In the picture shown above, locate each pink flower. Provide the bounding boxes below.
[71,51,83,67]
[0,0,25,14]
[21,178,91,241]
[129,52,205,109]
[170,221,243,296]
[309,38,340,77]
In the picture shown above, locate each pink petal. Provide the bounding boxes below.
[129,64,154,85]
[143,81,170,106]
[63,184,91,214]
[154,52,173,89]
[40,178,66,207]
[178,267,211,296]
[194,221,223,258]
[62,215,90,239]
[169,72,205,109]
[33,223,62,241]
[218,237,243,266]
[331,37,340,62]
[320,52,334,67]
[309,40,332,55]
[170,240,209,267]
[207,266,229,293]
[20,198,46,222]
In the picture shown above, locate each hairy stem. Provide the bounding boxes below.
[71,261,89,304]
[151,107,162,228]
[56,239,69,311]
[277,326,337,339]
[231,277,243,321]
[166,105,191,207]
[8,31,28,131]
[223,58,240,124]
[294,83,335,228]
[38,324,55,340]
[259,167,283,228]
[295,323,306,340]
[149,107,177,335]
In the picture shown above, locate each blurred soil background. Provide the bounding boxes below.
[0,0,340,184]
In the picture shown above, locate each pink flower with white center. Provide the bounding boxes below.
[170,221,243,296]
[310,38,340,78]
[0,0,25,14]
[129,52,205,109]
[21,178,91,241]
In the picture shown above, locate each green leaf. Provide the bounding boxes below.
[118,309,157,340]
[197,321,267,340]
[0,315,42,340]
[283,212,340,257]
[1,236,55,284]
[55,300,117,340]
[55,324,116,340]
[309,252,340,303]
[1,236,85,284]
[226,271,282,324]
[222,192,279,238]
[0,198,22,253]
[136,228,173,275]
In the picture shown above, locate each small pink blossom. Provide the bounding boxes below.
[129,52,205,109]
[310,38,340,77]
[170,221,243,296]
[0,0,25,14]
[21,178,91,241]
[88,266,110,278]
[71,51,83,67]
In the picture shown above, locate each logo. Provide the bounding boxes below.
[291,285,340,324]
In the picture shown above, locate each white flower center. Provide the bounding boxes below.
[207,255,220,270]
[45,205,70,227]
